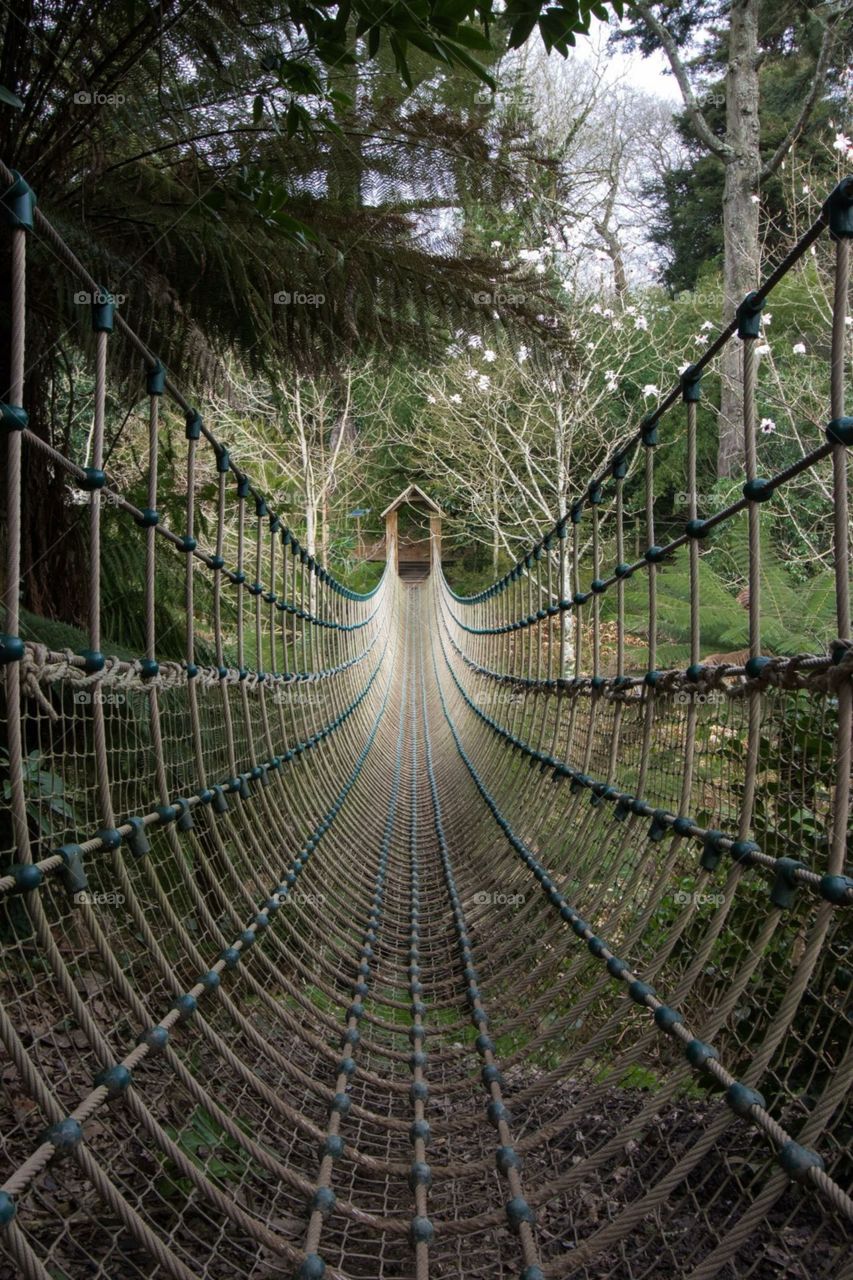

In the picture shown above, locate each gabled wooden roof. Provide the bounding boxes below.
[380,483,442,518]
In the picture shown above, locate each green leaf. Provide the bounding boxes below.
[0,85,23,109]
[447,24,493,50]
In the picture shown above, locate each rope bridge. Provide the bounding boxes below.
[0,160,851,1280]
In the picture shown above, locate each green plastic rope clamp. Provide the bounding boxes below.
[0,403,28,431]
[0,1190,16,1226]
[611,450,630,479]
[174,798,194,832]
[778,1139,824,1181]
[91,292,115,333]
[730,838,759,866]
[146,361,166,396]
[134,508,159,528]
[701,830,726,872]
[80,468,106,491]
[743,477,773,503]
[125,817,150,858]
[681,365,702,402]
[0,634,24,664]
[1,170,36,230]
[79,649,105,673]
[9,863,43,894]
[819,873,853,905]
[825,175,853,239]
[685,518,710,539]
[826,416,853,446]
[648,809,671,842]
[685,1039,719,1070]
[588,481,604,505]
[255,495,268,517]
[640,417,658,446]
[42,1117,82,1158]
[94,1064,132,1098]
[236,473,250,499]
[770,857,806,910]
[56,843,87,895]
[736,291,764,340]
[185,409,203,440]
[725,1082,765,1116]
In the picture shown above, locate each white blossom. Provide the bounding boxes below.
[483,349,497,362]
[449,393,462,404]
[759,417,776,433]
[833,131,852,154]
[517,344,530,363]
[642,383,659,398]
[467,334,483,349]
[478,374,491,391]
[700,320,715,331]
[756,343,771,356]
[490,239,502,249]
[792,341,807,355]
[426,394,436,404]
[634,315,648,331]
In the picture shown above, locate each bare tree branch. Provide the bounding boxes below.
[633,2,733,162]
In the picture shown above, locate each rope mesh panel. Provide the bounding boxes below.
[1,161,851,1279]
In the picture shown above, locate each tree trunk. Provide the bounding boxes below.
[718,0,761,477]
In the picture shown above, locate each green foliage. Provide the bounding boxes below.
[615,541,837,668]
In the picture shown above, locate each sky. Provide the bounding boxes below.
[575,17,684,104]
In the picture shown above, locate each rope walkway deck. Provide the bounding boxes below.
[0,164,851,1278]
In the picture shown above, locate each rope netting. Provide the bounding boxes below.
[0,161,851,1280]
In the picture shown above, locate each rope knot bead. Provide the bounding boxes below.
[409,1161,432,1189]
[496,1145,521,1174]
[42,1117,83,1159]
[410,1119,431,1145]
[0,633,25,664]
[94,1065,133,1098]
[409,1215,434,1245]
[296,1254,326,1279]
[322,1134,345,1160]
[0,1191,16,1226]
[332,1092,351,1115]
[521,1269,546,1280]
[137,1026,169,1052]
[685,1039,719,1071]
[311,1187,336,1218]
[654,1005,683,1032]
[9,863,43,894]
[172,994,197,1022]
[505,1196,536,1233]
